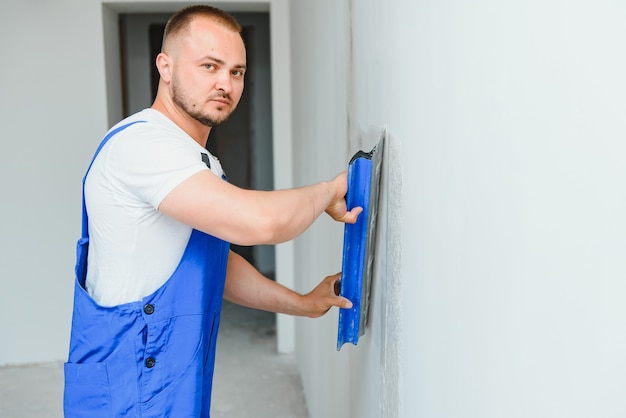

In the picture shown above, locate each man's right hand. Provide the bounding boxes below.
[325,171,363,224]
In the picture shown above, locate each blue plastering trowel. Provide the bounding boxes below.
[337,134,384,350]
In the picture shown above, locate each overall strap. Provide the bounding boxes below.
[80,121,146,239]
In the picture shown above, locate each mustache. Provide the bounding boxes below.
[208,92,232,102]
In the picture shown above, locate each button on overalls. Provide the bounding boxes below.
[64,121,230,417]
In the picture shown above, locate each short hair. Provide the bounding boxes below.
[162,5,242,52]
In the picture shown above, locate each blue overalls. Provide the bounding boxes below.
[64,122,230,417]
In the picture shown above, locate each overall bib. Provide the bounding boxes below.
[64,122,230,417]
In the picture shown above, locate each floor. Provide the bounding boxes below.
[0,301,309,418]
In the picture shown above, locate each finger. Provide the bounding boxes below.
[338,297,353,309]
[347,206,363,222]
[338,206,363,224]
[333,278,341,296]
[328,274,352,309]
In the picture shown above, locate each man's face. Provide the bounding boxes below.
[169,18,246,127]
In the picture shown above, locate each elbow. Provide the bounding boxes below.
[251,217,287,245]
[225,190,310,245]
[230,214,292,246]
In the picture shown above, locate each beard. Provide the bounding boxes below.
[171,76,234,127]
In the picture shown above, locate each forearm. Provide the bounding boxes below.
[246,181,336,245]
[159,171,354,246]
[223,251,309,316]
[223,251,353,318]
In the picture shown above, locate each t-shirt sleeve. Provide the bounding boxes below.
[104,127,210,209]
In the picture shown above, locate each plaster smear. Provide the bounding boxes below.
[378,130,403,418]
[348,128,402,418]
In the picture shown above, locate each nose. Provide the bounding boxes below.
[215,70,233,94]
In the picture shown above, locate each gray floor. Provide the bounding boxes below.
[0,301,309,418]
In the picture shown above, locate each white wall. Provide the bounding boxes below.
[290,0,626,417]
[400,2,626,417]
[289,0,351,416]
[289,0,403,416]
[0,0,108,365]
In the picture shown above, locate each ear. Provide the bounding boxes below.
[155,52,172,83]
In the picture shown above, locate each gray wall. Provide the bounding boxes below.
[0,0,107,365]
[290,0,626,417]
[290,2,400,416]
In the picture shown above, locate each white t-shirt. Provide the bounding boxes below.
[84,109,225,306]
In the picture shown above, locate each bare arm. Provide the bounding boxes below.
[159,170,361,246]
[223,250,352,318]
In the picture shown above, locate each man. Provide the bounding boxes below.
[64,5,360,417]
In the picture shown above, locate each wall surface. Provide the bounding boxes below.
[0,0,108,365]
[290,0,626,417]
[289,0,351,417]
[397,1,626,417]
[289,1,403,417]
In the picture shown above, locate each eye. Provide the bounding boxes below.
[232,69,245,78]
[204,63,217,70]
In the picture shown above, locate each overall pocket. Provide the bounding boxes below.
[64,362,113,417]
